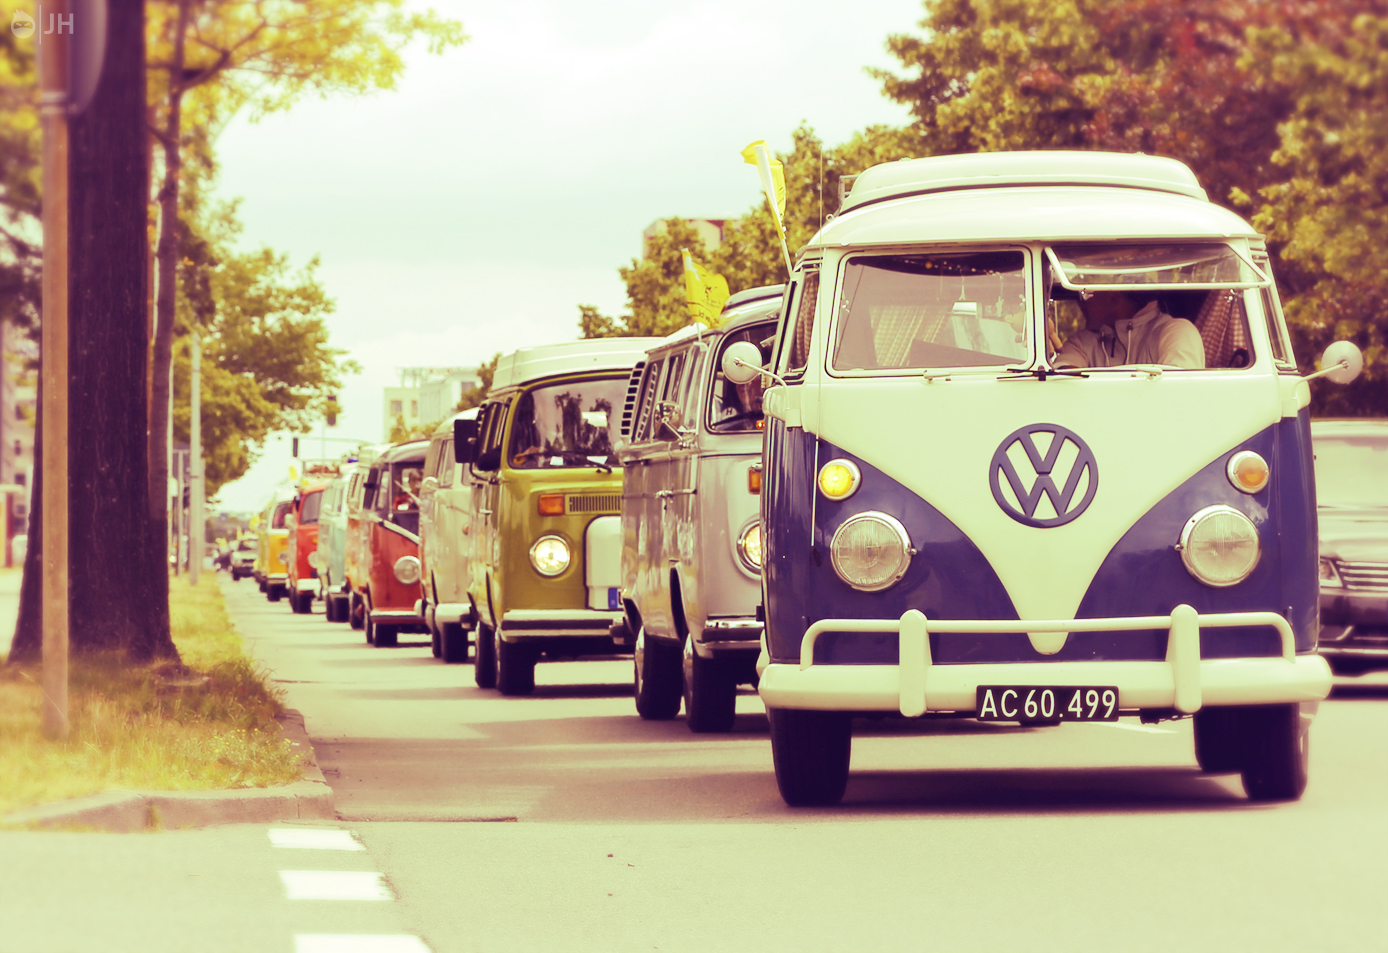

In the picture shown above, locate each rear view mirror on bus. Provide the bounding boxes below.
[1319,340,1364,385]
[722,341,763,385]
[454,417,479,463]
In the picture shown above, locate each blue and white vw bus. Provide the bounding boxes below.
[736,151,1361,806]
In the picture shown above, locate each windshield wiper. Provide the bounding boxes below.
[998,366,1088,381]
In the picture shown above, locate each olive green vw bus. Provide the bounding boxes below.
[456,338,656,695]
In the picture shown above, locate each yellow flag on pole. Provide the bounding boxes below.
[741,140,786,220]
[682,250,730,328]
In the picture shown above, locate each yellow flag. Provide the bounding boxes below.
[741,140,786,220]
[682,250,730,328]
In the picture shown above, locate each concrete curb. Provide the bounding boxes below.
[1,709,335,832]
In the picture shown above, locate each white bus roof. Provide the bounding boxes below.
[840,151,1208,213]
[491,338,658,392]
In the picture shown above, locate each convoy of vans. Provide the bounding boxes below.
[242,150,1367,809]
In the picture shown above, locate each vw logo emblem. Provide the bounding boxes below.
[989,424,1099,528]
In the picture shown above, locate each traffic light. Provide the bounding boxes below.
[325,394,338,427]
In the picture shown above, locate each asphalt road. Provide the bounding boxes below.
[3,573,1387,952]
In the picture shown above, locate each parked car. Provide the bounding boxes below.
[748,150,1358,806]
[1312,418,1388,674]
[286,480,329,614]
[318,466,363,623]
[419,409,479,663]
[456,337,656,694]
[229,535,258,580]
[620,284,785,731]
[255,487,295,601]
[351,440,429,647]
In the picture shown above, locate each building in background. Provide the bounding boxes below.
[383,366,479,441]
[1,327,36,565]
[642,218,726,259]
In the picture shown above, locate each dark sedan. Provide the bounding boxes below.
[1313,418,1388,674]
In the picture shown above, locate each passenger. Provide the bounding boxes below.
[1055,291,1205,369]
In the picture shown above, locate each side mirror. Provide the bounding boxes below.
[722,341,763,385]
[1319,340,1364,385]
[454,418,478,463]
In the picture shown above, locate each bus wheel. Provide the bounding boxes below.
[291,591,312,615]
[634,628,681,720]
[496,635,536,696]
[440,623,469,664]
[1240,704,1310,802]
[267,584,283,602]
[1193,707,1245,773]
[349,594,364,631]
[373,624,398,648]
[685,649,736,733]
[474,624,497,689]
[768,707,852,807]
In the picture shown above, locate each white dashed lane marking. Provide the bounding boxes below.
[280,870,394,901]
[1100,721,1175,734]
[270,828,366,851]
[294,935,432,953]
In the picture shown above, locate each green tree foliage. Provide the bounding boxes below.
[0,0,38,332]
[874,0,1384,412]
[455,353,501,411]
[1248,12,1388,414]
[578,218,718,338]
[172,198,358,495]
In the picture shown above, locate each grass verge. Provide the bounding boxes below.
[0,575,302,817]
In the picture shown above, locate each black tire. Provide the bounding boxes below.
[1327,657,1366,677]
[373,623,399,648]
[349,594,364,630]
[474,623,497,688]
[634,629,682,720]
[291,590,312,615]
[685,649,737,733]
[258,579,268,593]
[497,634,536,696]
[441,622,469,664]
[430,619,442,658]
[1240,703,1310,802]
[767,706,852,807]
[364,612,375,645]
[1193,707,1246,773]
[328,593,347,624]
[267,584,284,603]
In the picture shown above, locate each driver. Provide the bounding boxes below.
[1055,291,1204,369]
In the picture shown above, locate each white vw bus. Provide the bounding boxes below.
[739,151,1360,806]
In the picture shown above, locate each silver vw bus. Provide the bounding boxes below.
[619,285,785,731]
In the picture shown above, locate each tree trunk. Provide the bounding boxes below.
[68,0,173,660]
[8,390,42,663]
[11,0,174,664]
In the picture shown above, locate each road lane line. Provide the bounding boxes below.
[1100,722,1175,734]
[280,870,393,901]
[270,828,365,851]
[294,936,431,953]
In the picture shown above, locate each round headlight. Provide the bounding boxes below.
[830,511,914,592]
[737,521,762,572]
[307,551,321,569]
[818,459,861,501]
[1226,451,1269,494]
[393,555,421,585]
[1179,505,1260,587]
[275,551,287,566]
[529,535,571,577]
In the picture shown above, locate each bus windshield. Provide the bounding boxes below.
[508,377,626,469]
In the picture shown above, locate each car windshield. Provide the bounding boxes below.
[271,501,292,528]
[832,251,1030,371]
[1314,434,1388,507]
[508,377,625,468]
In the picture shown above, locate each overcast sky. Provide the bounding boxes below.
[212,0,924,511]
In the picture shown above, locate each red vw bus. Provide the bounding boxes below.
[352,440,429,647]
[286,480,329,615]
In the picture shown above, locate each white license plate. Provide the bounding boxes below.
[976,685,1119,722]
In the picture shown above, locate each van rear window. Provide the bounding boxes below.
[833,251,1030,371]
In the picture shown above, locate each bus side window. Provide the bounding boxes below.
[632,358,665,442]
[780,270,820,377]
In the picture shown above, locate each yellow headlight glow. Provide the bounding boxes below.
[817,460,861,501]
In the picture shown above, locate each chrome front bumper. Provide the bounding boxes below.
[758,606,1332,716]
[500,609,626,641]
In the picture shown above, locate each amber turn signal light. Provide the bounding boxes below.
[538,493,565,516]
[748,465,762,495]
[817,460,861,501]
[1226,451,1269,494]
